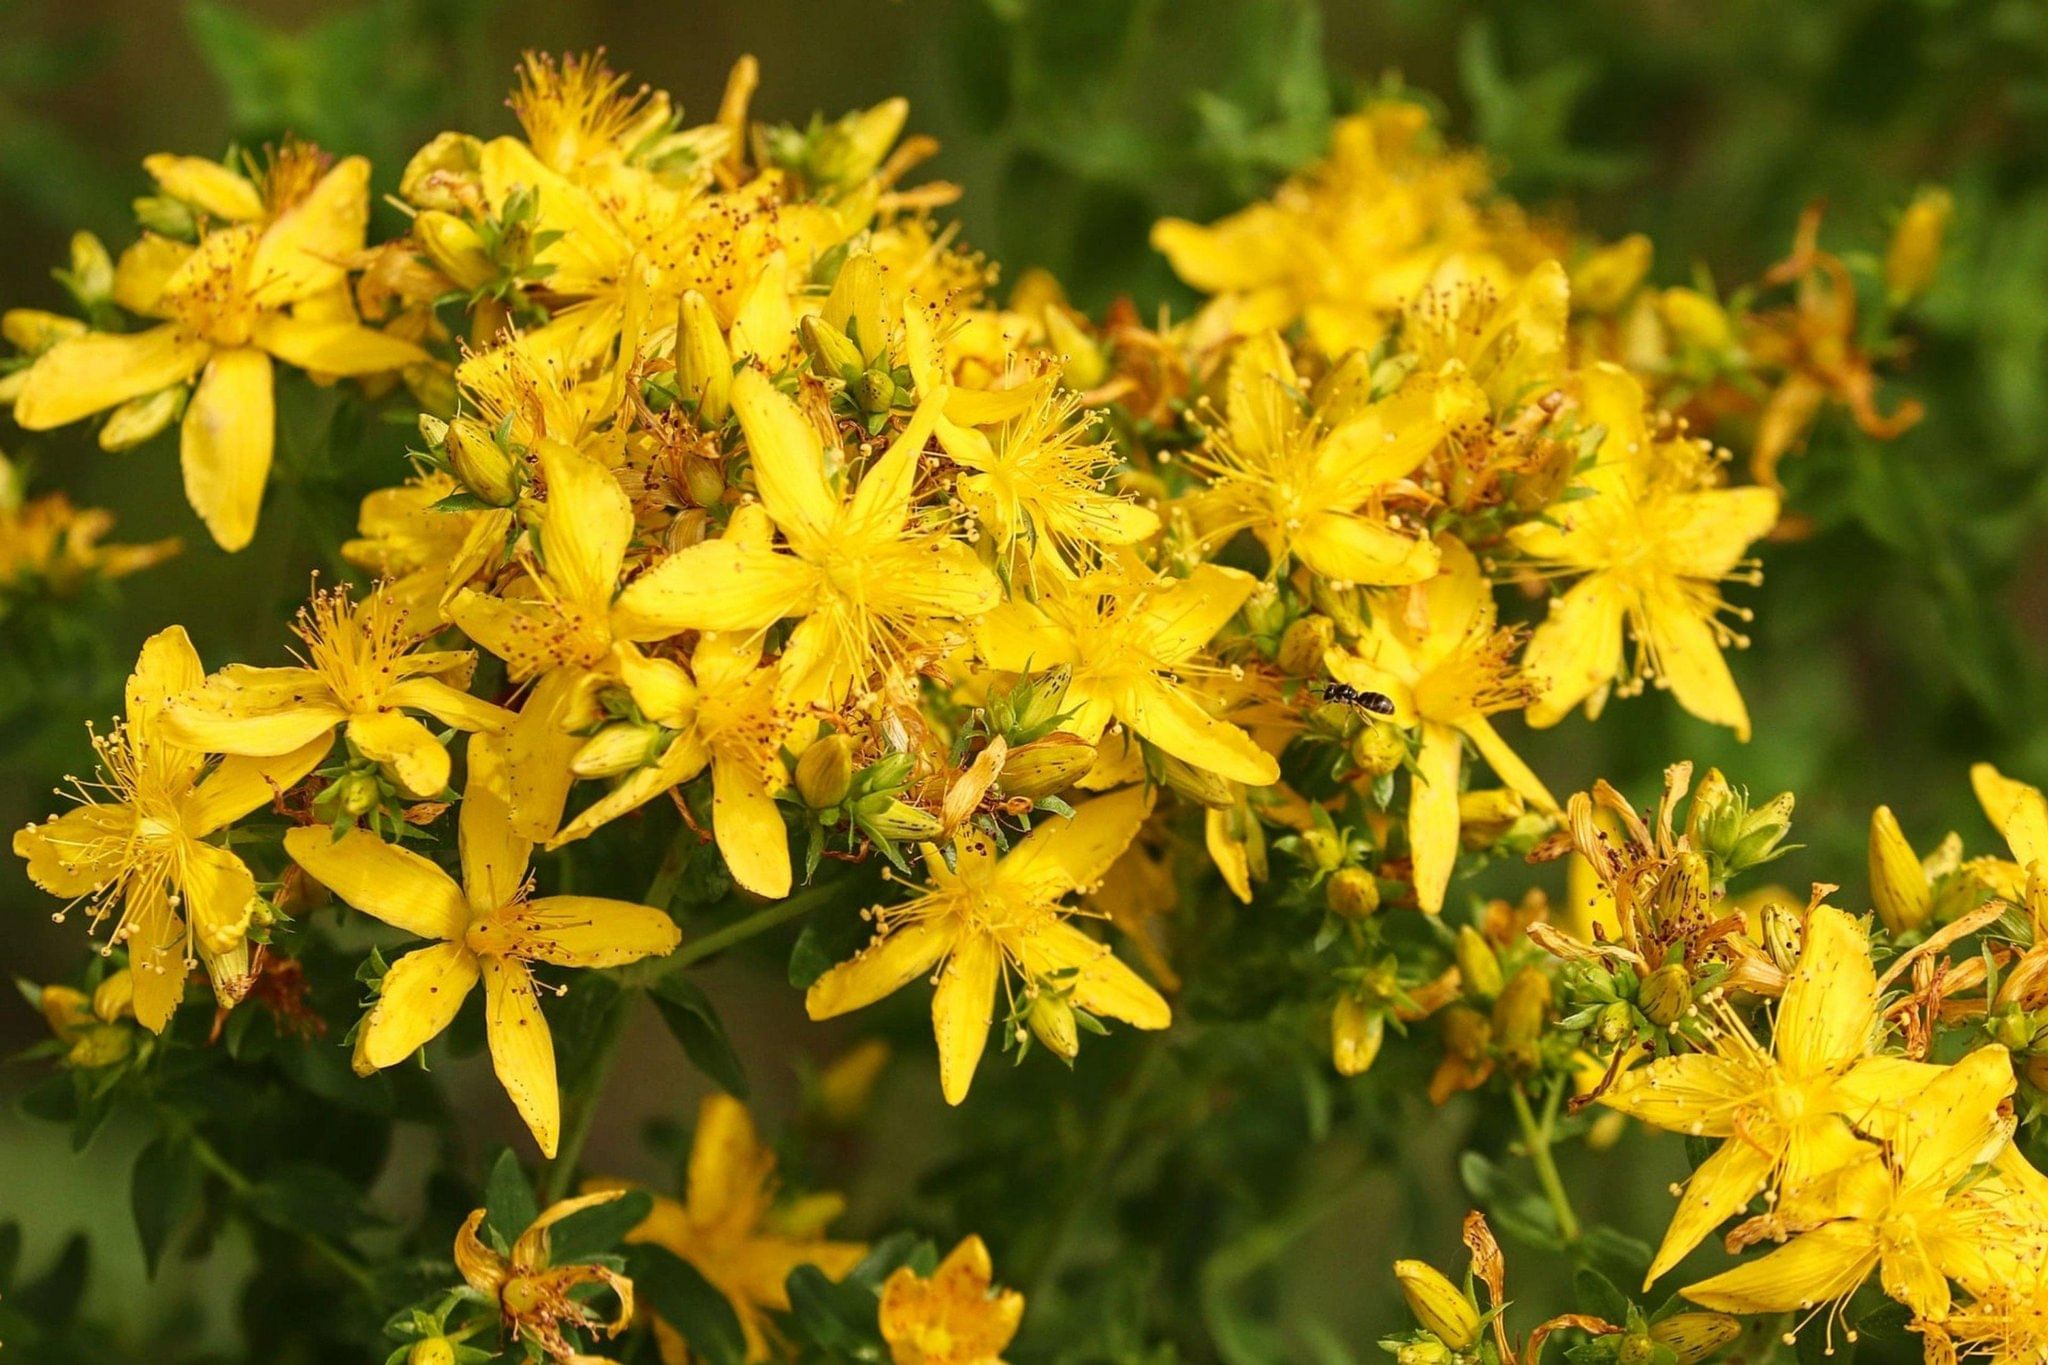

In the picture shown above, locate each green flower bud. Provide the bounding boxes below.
[335,770,383,817]
[1761,900,1803,972]
[445,418,520,506]
[67,1024,134,1069]
[1618,1333,1659,1365]
[1650,1312,1742,1365]
[796,734,857,809]
[681,454,727,509]
[1043,306,1106,391]
[408,1338,460,1365]
[415,210,494,290]
[1301,825,1345,875]
[1159,755,1237,810]
[1395,1342,1453,1365]
[571,722,661,779]
[1594,999,1635,1046]
[1727,792,1795,871]
[998,738,1096,801]
[863,799,943,840]
[853,368,898,414]
[1392,1260,1480,1351]
[98,386,186,452]
[1326,867,1382,920]
[1351,723,1407,778]
[2,308,85,354]
[1027,989,1079,1061]
[400,132,484,212]
[1277,615,1336,676]
[1639,961,1693,1028]
[1455,926,1503,1001]
[133,194,197,240]
[66,231,116,306]
[800,314,865,382]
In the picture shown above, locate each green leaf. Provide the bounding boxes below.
[131,1133,201,1277]
[649,977,750,1098]
[1572,1266,1630,1325]
[482,1149,539,1248]
[625,1243,747,1365]
[544,1190,654,1265]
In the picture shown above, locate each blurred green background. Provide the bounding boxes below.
[3,0,2048,1359]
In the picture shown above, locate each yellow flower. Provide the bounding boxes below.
[455,1188,635,1364]
[610,1095,866,1363]
[340,471,508,636]
[1682,1045,2017,1322]
[549,536,798,899]
[935,383,1157,568]
[164,584,513,799]
[1512,365,1779,739]
[0,471,178,600]
[878,1235,1024,1365]
[1186,332,1479,586]
[13,628,329,1031]
[12,149,426,549]
[977,564,1278,787]
[283,753,680,1155]
[1323,537,1556,913]
[610,370,1000,703]
[806,788,1169,1104]
[1599,905,1937,1286]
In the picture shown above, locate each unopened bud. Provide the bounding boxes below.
[1886,187,1952,307]
[400,132,484,213]
[408,1338,460,1365]
[863,799,943,840]
[853,368,897,414]
[1159,755,1237,810]
[67,1024,134,1069]
[1761,901,1803,972]
[1571,234,1652,314]
[1729,792,1795,870]
[1661,287,1733,353]
[1618,1334,1659,1365]
[1331,996,1384,1076]
[1458,788,1525,851]
[676,290,733,423]
[800,314,865,382]
[1594,999,1635,1046]
[680,454,727,508]
[1277,615,1336,676]
[1869,805,1932,935]
[572,722,660,779]
[1650,852,1710,932]
[65,232,116,306]
[998,738,1095,800]
[1454,926,1503,1001]
[445,418,520,506]
[1650,1312,1743,1365]
[1301,826,1345,875]
[1396,1342,1452,1365]
[335,770,382,816]
[815,1039,890,1123]
[1000,666,1072,739]
[92,970,135,1023]
[1043,306,1106,391]
[1440,1004,1492,1063]
[415,210,493,290]
[39,984,91,1038]
[3,308,85,355]
[1492,966,1551,1071]
[1028,989,1079,1061]
[1392,1260,1480,1351]
[1326,867,1381,920]
[1640,961,1692,1027]
[1350,723,1407,778]
[796,734,857,809]
[823,253,886,363]
[98,387,185,452]
[1687,768,1737,848]
[133,195,197,240]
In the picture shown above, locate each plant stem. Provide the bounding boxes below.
[184,1128,378,1294]
[1510,1079,1581,1245]
[673,878,844,968]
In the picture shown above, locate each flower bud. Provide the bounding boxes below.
[815,1039,890,1123]
[400,131,484,212]
[417,413,450,449]
[65,232,116,307]
[823,252,886,363]
[1728,792,1795,871]
[335,769,383,816]
[1277,615,1336,676]
[408,1338,459,1365]
[1649,852,1709,932]
[681,454,727,509]
[1458,788,1525,851]
[1618,1333,1659,1365]
[1492,965,1551,1072]
[1027,989,1079,1061]
[1395,1342,1453,1365]
[1886,187,1952,307]
[862,799,943,840]
[677,289,733,423]
[1351,723,1407,778]
[1331,996,1384,1076]
[1761,900,1803,972]
[39,984,91,1038]
[133,195,197,240]
[852,368,898,414]
[998,738,1096,800]
[1594,999,1635,1046]
[1571,234,1652,313]
[1300,825,1345,875]
[796,734,857,809]
[98,387,186,452]
[1392,1260,1480,1351]
[445,418,520,506]
[1661,287,1733,353]
[1869,805,1932,935]
[1650,1312,1743,1365]
[1326,867,1382,920]
[1640,961,1693,1027]
[1686,768,1737,848]
[1043,306,1106,391]
[3,308,85,354]
[414,210,494,290]
[1440,1004,1492,1064]
[1158,755,1237,810]
[800,314,865,382]
[93,970,136,1023]
[67,1024,134,1069]
[1454,926,1503,1001]
[572,722,660,779]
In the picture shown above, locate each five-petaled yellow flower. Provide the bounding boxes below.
[879,1234,1025,1365]
[14,627,328,1031]
[284,749,680,1155]
[806,786,1170,1104]
[12,148,425,549]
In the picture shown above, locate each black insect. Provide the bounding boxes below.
[1312,680,1396,715]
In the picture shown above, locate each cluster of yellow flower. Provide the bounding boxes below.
[3,52,1958,1365]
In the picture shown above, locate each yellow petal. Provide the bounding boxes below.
[1221,331,1302,460]
[861,538,1001,618]
[113,235,194,317]
[247,156,370,307]
[1292,511,1440,586]
[163,688,345,757]
[182,735,333,836]
[1133,563,1257,666]
[126,624,207,767]
[1648,1135,1779,1287]
[483,955,560,1157]
[535,440,633,614]
[1205,806,1255,904]
[806,919,952,1020]
[976,598,1079,673]
[1314,371,1485,501]
[143,153,262,221]
[283,825,468,941]
[731,368,835,552]
[383,675,514,735]
[180,347,275,552]
[1523,576,1628,729]
[841,386,946,545]
[1680,1221,1879,1313]
[13,803,134,897]
[1016,919,1170,1030]
[1151,209,1288,294]
[482,895,681,968]
[346,709,450,800]
[1460,715,1557,813]
[933,932,999,1106]
[1973,763,2048,871]
[446,592,561,682]
[251,314,426,375]
[998,785,1154,901]
[712,754,792,899]
[685,1094,765,1230]
[123,883,189,1033]
[459,737,533,909]
[1408,721,1463,914]
[1662,487,1780,579]
[1776,904,1877,1080]
[547,732,709,847]
[13,324,210,430]
[1600,1052,1753,1136]
[1641,582,1750,741]
[1117,675,1278,787]
[178,838,257,957]
[354,942,480,1072]
[1890,1044,2015,1193]
[611,540,818,639]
